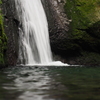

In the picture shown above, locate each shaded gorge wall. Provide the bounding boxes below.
[64,0,100,65]
[1,0,100,66]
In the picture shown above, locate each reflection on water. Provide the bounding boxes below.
[0,67,53,100]
[0,66,100,100]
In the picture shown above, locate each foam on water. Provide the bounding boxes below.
[26,61,69,66]
[17,61,70,67]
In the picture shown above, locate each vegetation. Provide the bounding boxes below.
[63,0,100,65]
[65,0,100,32]
[0,0,7,65]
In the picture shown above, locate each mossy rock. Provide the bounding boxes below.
[0,0,7,65]
[61,0,100,65]
[64,0,100,53]
[87,21,100,39]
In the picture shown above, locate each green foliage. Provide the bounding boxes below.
[0,0,2,5]
[64,0,100,36]
[87,21,100,38]
[0,1,7,65]
[64,0,100,54]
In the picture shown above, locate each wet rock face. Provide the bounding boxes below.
[2,0,70,65]
[42,0,69,31]
[2,0,19,65]
[2,0,100,65]
[42,0,70,54]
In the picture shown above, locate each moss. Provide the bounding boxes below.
[64,0,100,53]
[0,0,7,65]
[87,21,100,39]
[62,0,100,65]
[64,0,100,36]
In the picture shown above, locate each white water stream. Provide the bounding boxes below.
[15,0,52,65]
[15,0,69,66]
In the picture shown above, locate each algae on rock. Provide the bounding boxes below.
[64,0,100,52]
[63,0,100,65]
[0,0,7,65]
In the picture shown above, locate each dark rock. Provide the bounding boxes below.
[2,0,19,65]
[1,0,100,66]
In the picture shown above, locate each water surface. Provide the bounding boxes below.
[0,66,100,100]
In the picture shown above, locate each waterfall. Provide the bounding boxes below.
[15,0,52,65]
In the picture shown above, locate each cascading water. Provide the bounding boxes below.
[15,0,52,65]
[15,0,70,66]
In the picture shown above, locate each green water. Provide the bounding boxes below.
[0,66,100,100]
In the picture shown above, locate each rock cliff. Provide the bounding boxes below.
[2,0,19,65]
[1,0,100,66]
[0,0,7,66]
